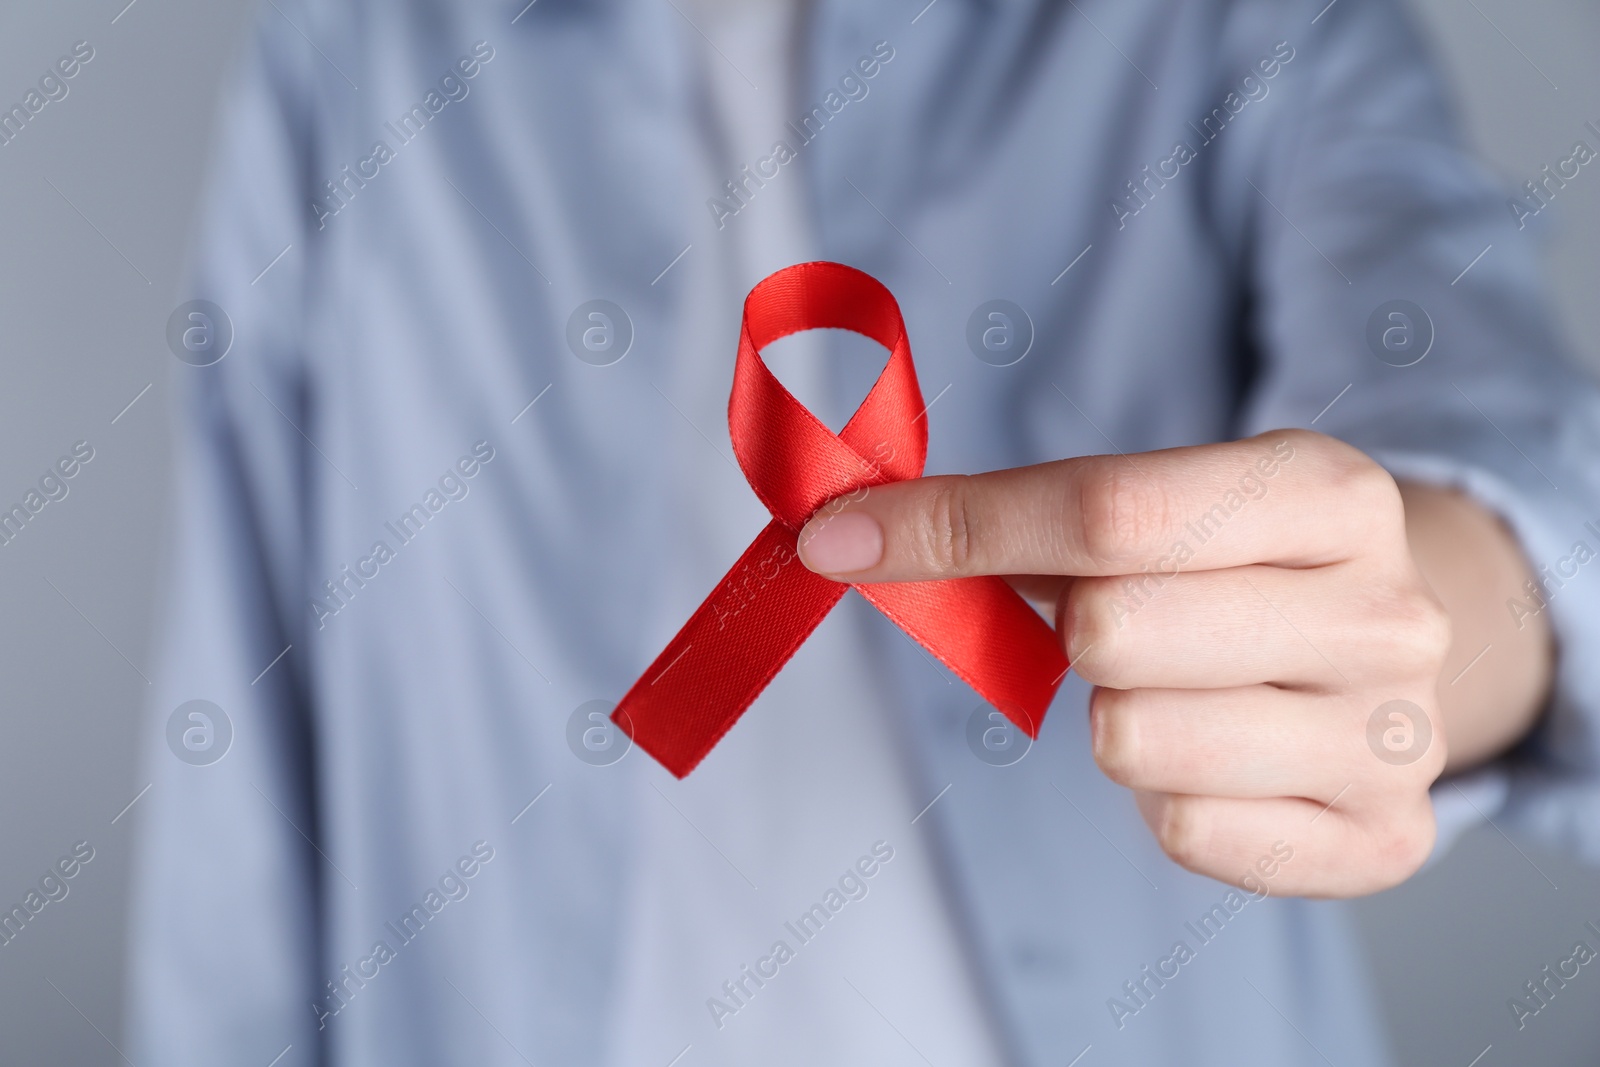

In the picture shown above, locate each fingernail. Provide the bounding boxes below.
[798,510,883,574]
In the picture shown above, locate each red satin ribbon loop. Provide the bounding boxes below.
[614,261,1068,777]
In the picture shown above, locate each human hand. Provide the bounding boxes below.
[795,430,1452,897]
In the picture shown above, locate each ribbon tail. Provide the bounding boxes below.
[613,520,846,777]
[855,577,1068,737]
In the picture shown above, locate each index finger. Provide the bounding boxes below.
[794,430,1399,581]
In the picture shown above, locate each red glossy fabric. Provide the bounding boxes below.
[614,262,1068,777]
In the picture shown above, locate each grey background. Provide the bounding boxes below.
[0,0,1595,1063]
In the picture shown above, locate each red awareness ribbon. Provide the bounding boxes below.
[614,261,1069,777]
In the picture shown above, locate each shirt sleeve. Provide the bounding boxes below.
[1227,0,1600,862]
[125,3,330,1062]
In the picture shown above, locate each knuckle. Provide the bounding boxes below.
[1371,805,1436,886]
[1061,576,1127,685]
[1382,584,1454,673]
[1332,450,1405,530]
[1090,687,1142,786]
[1259,429,1408,542]
[1279,427,1353,462]
[1408,706,1450,784]
[1077,462,1167,568]
[1358,691,1447,785]
[923,476,977,575]
[1285,426,1354,463]
[1356,467,1403,522]
[1154,796,1212,873]
[1415,592,1454,668]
